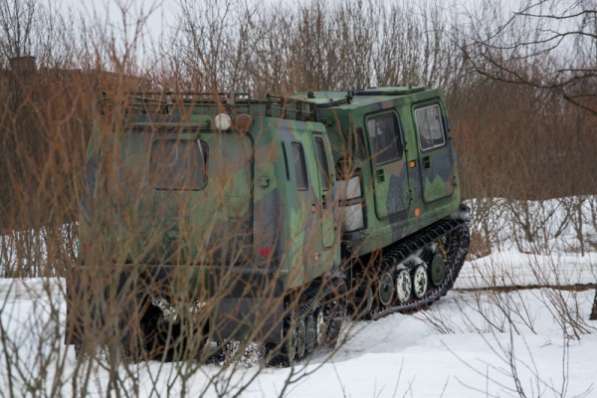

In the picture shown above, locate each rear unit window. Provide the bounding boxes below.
[150,139,208,190]
[291,142,308,190]
[366,112,403,164]
[414,104,446,151]
[313,137,331,190]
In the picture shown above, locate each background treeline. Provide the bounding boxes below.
[0,0,596,274]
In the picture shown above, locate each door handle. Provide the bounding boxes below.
[423,156,431,169]
[376,169,385,182]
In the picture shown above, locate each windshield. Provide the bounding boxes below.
[149,139,208,190]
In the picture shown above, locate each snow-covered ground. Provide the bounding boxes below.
[456,250,597,289]
[1,249,596,397]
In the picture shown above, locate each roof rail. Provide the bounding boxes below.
[101,91,318,121]
[353,87,425,96]
[118,92,254,114]
[127,92,252,105]
[128,91,251,99]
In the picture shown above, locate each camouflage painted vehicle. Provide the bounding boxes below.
[68,87,470,364]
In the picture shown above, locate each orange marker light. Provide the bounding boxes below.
[408,160,416,168]
[415,208,422,217]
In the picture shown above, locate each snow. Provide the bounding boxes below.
[456,250,597,289]
[1,197,596,396]
[251,288,597,398]
[1,250,596,397]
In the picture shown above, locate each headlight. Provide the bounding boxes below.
[214,113,232,131]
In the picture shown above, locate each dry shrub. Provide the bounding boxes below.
[468,229,492,259]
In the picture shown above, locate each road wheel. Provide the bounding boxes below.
[316,309,327,347]
[305,313,317,354]
[322,277,347,348]
[395,269,412,304]
[352,278,374,319]
[268,311,299,366]
[295,316,307,360]
[377,271,395,308]
[412,264,429,299]
[429,239,448,287]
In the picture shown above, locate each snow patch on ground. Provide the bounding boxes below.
[1,252,596,397]
[457,250,597,288]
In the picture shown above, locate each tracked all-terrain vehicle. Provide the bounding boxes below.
[68,87,470,364]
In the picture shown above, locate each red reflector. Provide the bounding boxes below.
[258,247,273,257]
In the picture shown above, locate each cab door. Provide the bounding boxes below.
[365,110,410,220]
[412,102,455,202]
[311,135,335,248]
[285,130,338,283]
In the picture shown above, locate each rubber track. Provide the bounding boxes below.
[370,218,470,320]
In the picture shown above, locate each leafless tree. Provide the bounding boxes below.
[461,1,597,316]
[0,0,36,62]
[463,0,597,115]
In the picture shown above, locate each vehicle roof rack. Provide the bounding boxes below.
[352,86,426,96]
[100,91,318,122]
[128,91,251,101]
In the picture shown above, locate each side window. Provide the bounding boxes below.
[291,142,308,190]
[414,104,446,151]
[313,136,331,191]
[281,143,290,180]
[366,112,403,164]
[150,139,208,190]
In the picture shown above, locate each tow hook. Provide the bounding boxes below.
[151,296,208,323]
[152,296,179,323]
